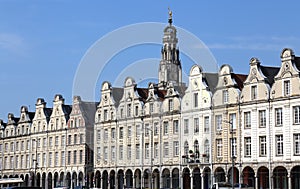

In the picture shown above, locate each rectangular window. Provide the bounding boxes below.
[163,121,168,135]
[294,106,300,124]
[150,103,154,113]
[43,153,46,167]
[173,141,179,156]
[204,116,209,133]
[49,137,53,146]
[73,150,77,164]
[194,93,198,108]
[223,90,228,104]
[135,105,139,116]
[194,118,199,134]
[136,125,140,136]
[154,123,159,136]
[164,142,169,157]
[61,135,65,146]
[231,138,237,157]
[67,151,71,165]
[111,146,115,160]
[173,120,179,134]
[244,112,251,128]
[74,134,77,144]
[259,110,266,127]
[145,124,150,137]
[127,145,131,160]
[284,80,290,96]
[68,135,72,145]
[55,152,59,166]
[216,139,222,157]
[244,137,251,157]
[111,128,116,139]
[104,147,108,160]
[61,151,65,166]
[97,130,101,141]
[251,85,257,100]
[275,108,283,126]
[259,136,267,157]
[55,136,59,146]
[229,113,236,130]
[145,143,149,159]
[184,119,189,134]
[79,150,83,164]
[104,129,108,140]
[294,134,300,155]
[97,147,101,159]
[119,145,123,160]
[127,104,131,117]
[216,115,222,131]
[49,152,52,167]
[27,140,30,150]
[104,109,108,121]
[119,127,124,139]
[168,99,174,111]
[154,142,158,158]
[276,135,284,156]
[136,144,140,159]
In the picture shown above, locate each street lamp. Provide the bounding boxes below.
[224,120,236,189]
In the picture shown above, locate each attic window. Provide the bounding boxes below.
[284,80,290,96]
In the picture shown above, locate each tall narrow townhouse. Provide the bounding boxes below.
[43,94,72,189]
[239,57,279,189]
[94,81,124,189]
[268,48,300,189]
[1,108,34,187]
[66,96,96,188]
[211,65,247,185]
[159,82,181,189]
[31,98,52,188]
[143,83,165,189]
[180,65,217,189]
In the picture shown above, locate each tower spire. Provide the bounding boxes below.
[168,7,172,25]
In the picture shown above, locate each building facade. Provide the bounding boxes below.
[1,12,300,189]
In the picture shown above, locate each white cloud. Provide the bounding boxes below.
[206,35,300,51]
[0,33,26,54]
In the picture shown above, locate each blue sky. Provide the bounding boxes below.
[0,1,300,119]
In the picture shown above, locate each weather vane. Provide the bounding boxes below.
[168,7,173,24]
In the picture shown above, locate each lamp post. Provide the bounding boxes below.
[224,120,236,189]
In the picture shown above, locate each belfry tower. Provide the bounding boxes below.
[158,9,182,88]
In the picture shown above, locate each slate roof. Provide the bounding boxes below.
[204,73,218,93]
[259,65,280,86]
[231,73,248,90]
[80,101,97,126]
[112,88,124,107]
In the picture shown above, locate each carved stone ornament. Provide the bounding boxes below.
[284,62,290,71]
[223,77,228,85]
[251,68,257,75]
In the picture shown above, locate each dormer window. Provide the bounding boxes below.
[150,103,154,113]
[251,85,257,100]
[168,99,174,112]
[223,90,228,104]
[127,104,132,117]
[284,80,290,96]
[194,93,198,108]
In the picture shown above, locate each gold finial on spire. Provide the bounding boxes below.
[168,7,173,25]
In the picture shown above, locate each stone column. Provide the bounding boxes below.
[255,175,258,189]
[201,173,204,189]
[190,173,193,189]
[180,174,183,189]
[288,173,291,189]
